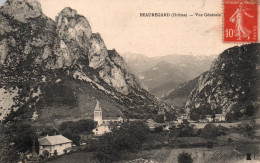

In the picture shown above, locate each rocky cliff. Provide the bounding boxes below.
[186,44,260,121]
[0,0,174,124]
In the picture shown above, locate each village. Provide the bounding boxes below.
[16,100,244,163]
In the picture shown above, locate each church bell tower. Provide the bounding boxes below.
[94,101,102,126]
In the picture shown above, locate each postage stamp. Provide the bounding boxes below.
[224,0,258,42]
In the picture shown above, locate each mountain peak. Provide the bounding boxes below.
[59,7,78,17]
[0,0,42,23]
[56,6,92,48]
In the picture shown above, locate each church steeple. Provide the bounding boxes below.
[94,101,102,126]
[94,100,101,111]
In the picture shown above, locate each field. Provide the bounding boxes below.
[47,119,260,163]
[48,143,260,163]
[47,152,98,163]
[124,145,260,163]
[191,122,241,129]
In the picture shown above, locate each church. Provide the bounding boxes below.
[92,101,124,135]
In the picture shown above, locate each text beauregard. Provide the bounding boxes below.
[140,13,187,17]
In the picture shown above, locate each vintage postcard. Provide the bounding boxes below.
[0,0,259,163]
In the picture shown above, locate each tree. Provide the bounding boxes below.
[237,121,256,138]
[168,125,180,143]
[225,112,233,122]
[43,150,49,158]
[62,132,81,146]
[155,115,164,123]
[4,122,37,153]
[201,124,218,139]
[165,111,177,121]
[206,141,214,148]
[59,119,96,134]
[108,121,122,133]
[95,121,149,162]
[177,120,195,137]
[201,124,227,140]
[53,150,58,156]
[154,126,163,133]
[228,138,233,144]
[178,152,193,163]
[0,125,13,163]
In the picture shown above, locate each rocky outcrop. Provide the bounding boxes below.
[56,7,92,66]
[0,0,42,23]
[0,0,174,123]
[89,33,108,69]
[186,44,260,121]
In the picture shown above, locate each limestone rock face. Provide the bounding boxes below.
[186,44,260,121]
[0,0,175,123]
[0,39,8,65]
[56,7,92,59]
[0,0,42,23]
[89,33,108,69]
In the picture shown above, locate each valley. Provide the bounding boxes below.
[0,0,259,163]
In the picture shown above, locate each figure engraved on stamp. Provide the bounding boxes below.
[224,0,258,42]
[229,3,254,40]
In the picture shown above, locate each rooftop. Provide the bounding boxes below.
[215,114,225,117]
[103,117,122,120]
[38,135,72,146]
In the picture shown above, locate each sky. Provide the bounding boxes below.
[0,0,6,6]
[38,0,254,57]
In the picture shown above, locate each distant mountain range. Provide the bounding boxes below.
[121,53,216,97]
[164,44,260,121]
[0,0,175,125]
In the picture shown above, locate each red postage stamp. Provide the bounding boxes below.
[224,0,258,42]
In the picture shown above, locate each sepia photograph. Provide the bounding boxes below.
[0,0,259,162]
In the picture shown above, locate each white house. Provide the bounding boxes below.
[176,114,188,124]
[92,124,111,135]
[92,101,124,135]
[205,115,213,122]
[38,135,72,156]
[215,114,226,122]
[146,119,156,131]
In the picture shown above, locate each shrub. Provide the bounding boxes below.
[178,152,193,163]
[177,120,195,137]
[237,121,256,138]
[206,141,214,148]
[228,138,233,143]
[43,150,49,158]
[53,150,58,156]
[201,124,227,139]
[95,121,149,162]
[154,126,163,133]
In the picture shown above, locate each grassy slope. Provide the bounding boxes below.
[32,75,125,127]
[162,74,202,107]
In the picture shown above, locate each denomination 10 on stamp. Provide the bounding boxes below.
[224,0,258,42]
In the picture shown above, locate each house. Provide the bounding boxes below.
[156,123,171,131]
[146,119,156,131]
[205,115,213,122]
[92,101,124,135]
[215,114,226,122]
[92,124,111,135]
[176,114,188,124]
[38,135,72,156]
